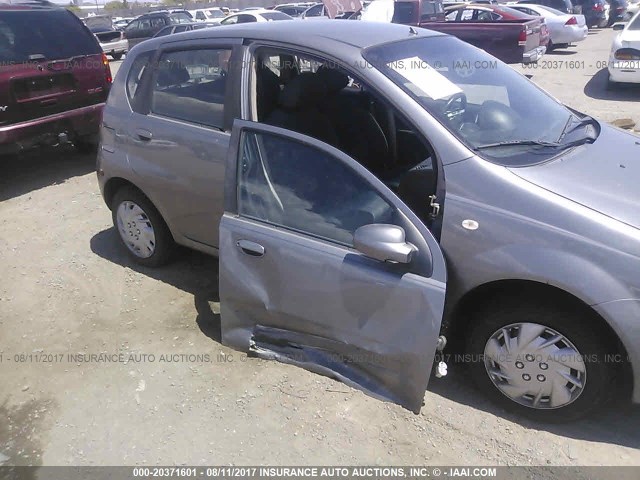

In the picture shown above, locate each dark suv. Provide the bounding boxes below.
[0,1,112,154]
[123,11,193,49]
[574,0,607,26]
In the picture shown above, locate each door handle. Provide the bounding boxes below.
[236,240,265,257]
[135,128,153,141]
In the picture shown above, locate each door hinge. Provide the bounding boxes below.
[428,195,440,218]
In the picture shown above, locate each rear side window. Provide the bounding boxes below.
[150,48,231,129]
[127,51,154,112]
[0,9,100,64]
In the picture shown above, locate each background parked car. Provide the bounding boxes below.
[626,0,640,18]
[510,4,588,49]
[0,2,112,154]
[607,0,628,24]
[123,11,192,48]
[84,15,128,61]
[272,3,315,17]
[113,17,135,30]
[513,0,574,14]
[219,10,294,24]
[189,8,226,23]
[608,10,640,86]
[573,0,608,26]
[153,22,219,38]
[420,4,549,63]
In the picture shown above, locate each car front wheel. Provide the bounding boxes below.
[111,187,174,267]
[467,299,615,422]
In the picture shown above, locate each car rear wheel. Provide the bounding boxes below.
[111,53,123,61]
[467,299,615,422]
[111,187,174,267]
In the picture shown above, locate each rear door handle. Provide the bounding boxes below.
[236,240,265,257]
[135,128,153,141]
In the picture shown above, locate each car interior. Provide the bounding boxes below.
[251,49,439,229]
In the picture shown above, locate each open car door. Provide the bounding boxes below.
[219,120,447,413]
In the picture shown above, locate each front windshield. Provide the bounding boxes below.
[363,36,598,166]
[629,12,640,29]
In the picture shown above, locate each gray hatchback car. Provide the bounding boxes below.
[97,20,640,421]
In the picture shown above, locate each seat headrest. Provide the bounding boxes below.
[156,62,191,88]
[316,64,349,93]
[279,72,327,110]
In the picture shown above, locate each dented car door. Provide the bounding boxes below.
[218,120,447,413]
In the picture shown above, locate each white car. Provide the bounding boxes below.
[608,11,640,85]
[626,0,640,19]
[218,9,294,24]
[188,8,226,23]
[510,4,588,49]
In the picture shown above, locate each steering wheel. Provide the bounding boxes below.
[443,92,467,123]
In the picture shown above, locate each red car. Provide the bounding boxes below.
[421,4,551,63]
[0,1,112,155]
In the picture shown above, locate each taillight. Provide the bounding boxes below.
[518,28,527,46]
[102,52,112,84]
[592,3,604,11]
[565,16,578,25]
[614,49,640,60]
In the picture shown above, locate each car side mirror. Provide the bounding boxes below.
[353,224,417,264]
[612,22,625,30]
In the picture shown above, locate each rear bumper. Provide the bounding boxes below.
[609,63,640,83]
[0,103,104,153]
[554,26,588,44]
[100,40,128,54]
[522,46,547,63]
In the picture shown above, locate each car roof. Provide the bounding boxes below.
[162,18,441,50]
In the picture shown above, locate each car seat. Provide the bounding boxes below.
[264,72,340,147]
[315,64,389,175]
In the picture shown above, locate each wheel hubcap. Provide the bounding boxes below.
[116,201,156,259]
[483,322,586,410]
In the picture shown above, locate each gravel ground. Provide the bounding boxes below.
[1,27,639,468]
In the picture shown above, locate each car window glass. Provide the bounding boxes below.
[0,10,101,63]
[127,50,154,111]
[197,11,206,20]
[460,9,474,20]
[174,25,188,33]
[237,131,395,246]
[237,14,258,23]
[222,15,238,24]
[155,27,172,37]
[151,48,230,129]
[445,9,459,20]
[125,20,140,31]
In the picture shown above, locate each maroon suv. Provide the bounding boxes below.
[0,1,113,154]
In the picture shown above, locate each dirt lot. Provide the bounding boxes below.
[1,27,639,468]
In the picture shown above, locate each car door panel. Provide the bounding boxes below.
[127,41,241,249]
[219,120,447,413]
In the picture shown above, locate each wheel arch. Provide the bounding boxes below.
[445,279,634,400]
[104,177,177,242]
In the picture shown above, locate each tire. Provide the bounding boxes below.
[111,53,123,61]
[466,298,616,422]
[547,40,555,52]
[111,186,174,267]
